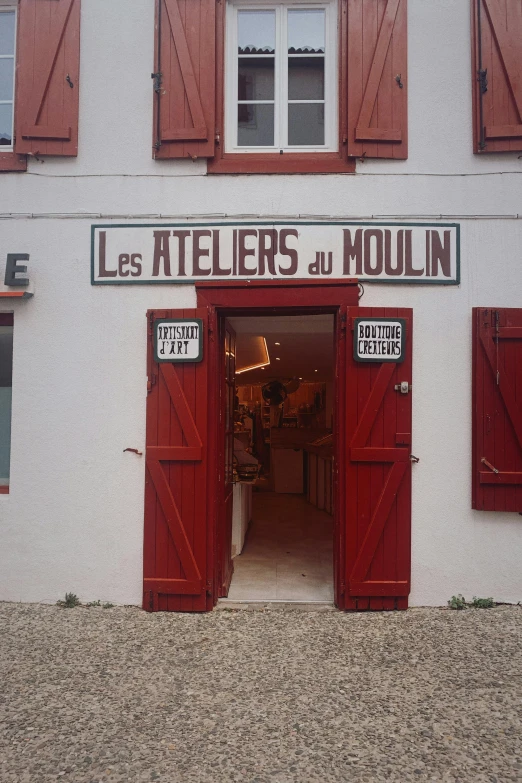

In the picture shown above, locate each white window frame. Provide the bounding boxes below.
[0,5,17,152]
[225,0,338,154]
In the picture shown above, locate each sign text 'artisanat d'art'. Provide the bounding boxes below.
[154,319,203,363]
[91,222,460,285]
[354,318,406,363]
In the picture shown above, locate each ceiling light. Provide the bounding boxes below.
[276,357,280,361]
[314,369,318,372]
[275,342,281,346]
[299,377,303,380]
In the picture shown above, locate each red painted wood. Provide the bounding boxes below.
[0,153,27,173]
[15,0,80,157]
[143,308,209,611]
[345,306,412,610]
[472,0,522,153]
[0,486,9,494]
[347,0,408,159]
[154,0,215,159]
[472,308,522,511]
[217,319,236,597]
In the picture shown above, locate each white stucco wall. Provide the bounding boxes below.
[0,0,521,607]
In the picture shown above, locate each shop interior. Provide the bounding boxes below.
[225,314,335,602]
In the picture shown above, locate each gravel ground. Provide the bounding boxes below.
[0,602,521,783]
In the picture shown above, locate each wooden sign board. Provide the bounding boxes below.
[354,318,406,363]
[154,319,203,363]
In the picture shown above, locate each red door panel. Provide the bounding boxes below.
[343,307,413,610]
[143,308,209,612]
[217,318,236,597]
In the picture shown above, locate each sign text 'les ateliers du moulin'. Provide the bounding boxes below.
[91,223,460,285]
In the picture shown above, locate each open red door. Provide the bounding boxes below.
[217,318,236,597]
[341,307,413,610]
[143,308,210,612]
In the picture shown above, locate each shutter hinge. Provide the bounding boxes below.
[147,374,157,394]
[477,68,488,95]
[151,71,163,94]
[148,311,155,336]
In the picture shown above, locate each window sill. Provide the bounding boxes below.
[0,151,27,172]
[208,152,355,175]
[0,486,9,495]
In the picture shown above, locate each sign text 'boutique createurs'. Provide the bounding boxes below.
[92,222,460,285]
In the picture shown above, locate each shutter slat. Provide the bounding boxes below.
[15,0,80,157]
[347,0,408,160]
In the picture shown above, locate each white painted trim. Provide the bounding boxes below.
[225,0,337,153]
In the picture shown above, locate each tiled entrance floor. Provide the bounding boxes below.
[226,491,334,602]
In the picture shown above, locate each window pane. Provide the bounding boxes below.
[0,11,15,57]
[0,57,14,101]
[0,103,13,146]
[288,9,325,53]
[288,57,324,100]
[238,10,275,54]
[238,104,274,146]
[288,103,324,146]
[0,325,13,486]
[239,57,274,101]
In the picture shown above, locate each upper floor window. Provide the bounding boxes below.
[0,7,16,150]
[225,2,337,153]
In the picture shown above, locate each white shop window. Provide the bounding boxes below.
[0,316,13,490]
[0,7,16,150]
[225,0,337,152]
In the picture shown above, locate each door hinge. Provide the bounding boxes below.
[206,580,213,597]
[147,373,157,394]
[148,311,155,336]
[340,314,347,334]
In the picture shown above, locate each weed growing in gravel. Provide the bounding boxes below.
[448,594,496,609]
[102,602,114,609]
[470,596,495,608]
[448,594,467,610]
[85,600,102,607]
[57,592,81,609]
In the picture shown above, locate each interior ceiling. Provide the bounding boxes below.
[229,315,334,384]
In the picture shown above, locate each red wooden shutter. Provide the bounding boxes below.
[344,307,413,610]
[347,0,408,160]
[15,0,80,157]
[153,0,216,159]
[143,308,210,612]
[472,0,522,153]
[472,308,522,511]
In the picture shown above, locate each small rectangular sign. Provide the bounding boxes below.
[354,318,406,363]
[154,319,203,363]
